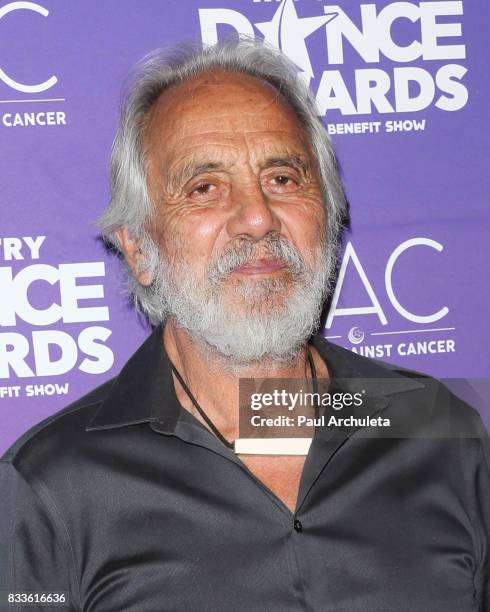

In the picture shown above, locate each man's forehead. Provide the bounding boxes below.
[153,69,282,112]
[142,68,317,195]
[143,69,305,148]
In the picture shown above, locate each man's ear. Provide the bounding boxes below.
[115,227,153,286]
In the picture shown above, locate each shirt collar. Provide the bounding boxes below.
[86,324,181,432]
[86,324,425,433]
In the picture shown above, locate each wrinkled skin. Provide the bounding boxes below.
[119,69,326,312]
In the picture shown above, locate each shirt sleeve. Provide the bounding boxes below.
[0,460,78,611]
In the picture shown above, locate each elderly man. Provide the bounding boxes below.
[1,39,488,612]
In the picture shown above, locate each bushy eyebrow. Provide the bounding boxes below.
[166,154,310,192]
[167,161,224,192]
[263,155,310,174]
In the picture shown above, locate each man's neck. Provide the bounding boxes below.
[162,318,329,442]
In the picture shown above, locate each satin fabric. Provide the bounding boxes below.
[1,325,488,611]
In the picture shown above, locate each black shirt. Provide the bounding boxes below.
[1,326,489,611]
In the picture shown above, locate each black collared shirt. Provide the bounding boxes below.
[1,326,489,611]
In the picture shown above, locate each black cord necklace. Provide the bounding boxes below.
[169,345,319,451]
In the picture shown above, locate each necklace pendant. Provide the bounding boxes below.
[233,437,312,456]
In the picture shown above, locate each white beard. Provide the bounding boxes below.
[142,232,335,370]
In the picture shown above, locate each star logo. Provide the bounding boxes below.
[255,0,338,82]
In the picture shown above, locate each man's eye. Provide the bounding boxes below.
[268,174,299,191]
[191,183,215,196]
[274,175,293,185]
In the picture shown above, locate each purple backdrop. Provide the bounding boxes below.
[1,0,489,453]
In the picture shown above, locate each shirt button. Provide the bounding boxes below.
[293,519,303,532]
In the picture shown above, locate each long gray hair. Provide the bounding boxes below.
[98,37,347,322]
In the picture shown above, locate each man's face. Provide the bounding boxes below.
[138,70,331,363]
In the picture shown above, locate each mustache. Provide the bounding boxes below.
[208,233,307,283]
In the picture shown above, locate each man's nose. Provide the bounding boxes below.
[226,180,281,240]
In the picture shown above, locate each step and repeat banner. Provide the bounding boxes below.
[1,0,489,452]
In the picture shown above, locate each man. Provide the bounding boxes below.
[1,39,488,611]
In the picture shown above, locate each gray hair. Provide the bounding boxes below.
[98,37,347,319]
